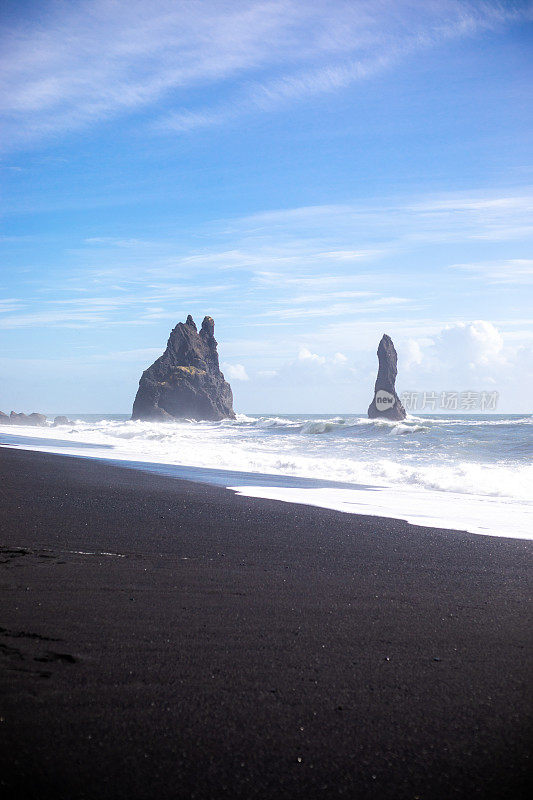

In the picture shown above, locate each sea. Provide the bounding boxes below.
[1,412,531,540]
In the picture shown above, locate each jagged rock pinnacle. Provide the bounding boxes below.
[131,315,235,422]
[201,315,215,337]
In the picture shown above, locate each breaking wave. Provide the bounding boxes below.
[1,412,531,538]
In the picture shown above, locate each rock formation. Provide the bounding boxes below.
[367,334,406,421]
[53,416,73,426]
[132,315,235,422]
[8,411,48,426]
[1,410,70,427]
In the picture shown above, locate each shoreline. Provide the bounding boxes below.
[0,446,531,799]
[1,427,531,540]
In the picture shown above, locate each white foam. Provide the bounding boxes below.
[1,415,531,540]
[229,484,533,540]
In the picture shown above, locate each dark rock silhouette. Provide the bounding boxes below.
[132,315,235,422]
[0,411,10,424]
[9,411,47,426]
[53,416,73,426]
[367,335,406,421]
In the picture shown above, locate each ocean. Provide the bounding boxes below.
[1,413,531,540]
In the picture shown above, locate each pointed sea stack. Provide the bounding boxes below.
[132,315,235,422]
[367,334,406,421]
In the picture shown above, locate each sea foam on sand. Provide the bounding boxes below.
[1,412,531,540]
[229,484,532,540]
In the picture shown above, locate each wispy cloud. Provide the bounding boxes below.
[155,50,396,133]
[0,285,232,328]
[83,237,163,249]
[0,310,109,329]
[232,190,533,246]
[0,299,24,314]
[2,186,531,331]
[450,258,533,283]
[155,1,529,133]
[261,296,414,321]
[1,0,528,149]
[65,187,530,286]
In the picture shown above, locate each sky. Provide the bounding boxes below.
[1,0,532,414]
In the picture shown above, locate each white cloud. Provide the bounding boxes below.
[403,339,424,369]
[233,344,361,412]
[222,363,249,382]
[156,49,396,133]
[1,0,527,149]
[333,352,348,364]
[290,291,375,304]
[0,299,24,314]
[236,192,533,246]
[154,1,527,134]
[84,237,161,249]
[0,0,306,147]
[433,321,506,368]
[399,321,533,405]
[450,259,533,284]
[261,296,414,320]
[265,346,355,384]
[90,348,162,362]
[3,186,530,334]
[298,347,326,366]
[277,317,533,401]
[0,310,109,329]
[317,250,382,261]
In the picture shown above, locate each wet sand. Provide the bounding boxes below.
[0,446,531,799]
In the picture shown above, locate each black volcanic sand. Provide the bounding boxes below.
[0,447,531,800]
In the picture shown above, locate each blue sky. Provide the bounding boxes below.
[1,0,532,413]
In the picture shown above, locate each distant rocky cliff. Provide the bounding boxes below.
[0,411,47,426]
[0,412,71,426]
[367,334,406,421]
[132,315,235,422]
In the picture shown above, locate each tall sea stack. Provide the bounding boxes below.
[367,334,406,421]
[132,315,235,422]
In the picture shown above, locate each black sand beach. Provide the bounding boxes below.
[0,446,531,799]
